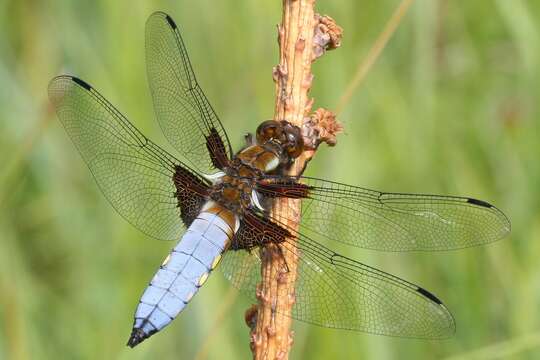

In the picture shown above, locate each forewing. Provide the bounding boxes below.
[145,11,232,174]
[48,75,209,241]
[220,212,455,338]
[257,176,510,251]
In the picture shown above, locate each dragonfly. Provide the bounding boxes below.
[48,11,510,348]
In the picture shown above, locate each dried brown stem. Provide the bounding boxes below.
[248,1,342,359]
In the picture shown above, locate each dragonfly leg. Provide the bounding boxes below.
[273,243,290,275]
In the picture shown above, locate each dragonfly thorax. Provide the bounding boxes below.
[209,174,257,213]
[207,139,288,213]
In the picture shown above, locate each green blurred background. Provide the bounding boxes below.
[1,0,539,359]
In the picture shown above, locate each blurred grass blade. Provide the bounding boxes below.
[336,0,415,114]
[444,332,540,360]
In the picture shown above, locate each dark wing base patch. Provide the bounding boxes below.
[206,127,230,170]
[256,179,312,199]
[173,165,209,226]
[232,210,291,251]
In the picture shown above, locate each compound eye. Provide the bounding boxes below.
[256,120,282,144]
[286,135,304,158]
[287,133,296,143]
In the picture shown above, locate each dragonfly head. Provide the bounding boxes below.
[256,120,304,163]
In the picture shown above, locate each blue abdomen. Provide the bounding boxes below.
[127,208,236,347]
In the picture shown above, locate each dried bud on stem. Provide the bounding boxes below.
[313,15,343,59]
[303,108,343,149]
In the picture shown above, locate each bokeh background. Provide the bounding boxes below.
[1,0,539,359]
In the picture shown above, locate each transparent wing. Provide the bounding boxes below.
[48,75,209,241]
[256,176,511,251]
[221,211,455,338]
[220,248,261,294]
[145,11,232,174]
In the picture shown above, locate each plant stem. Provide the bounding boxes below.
[248,1,342,359]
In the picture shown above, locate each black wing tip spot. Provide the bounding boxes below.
[467,198,492,208]
[71,76,92,91]
[417,287,443,305]
[165,14,177,29]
